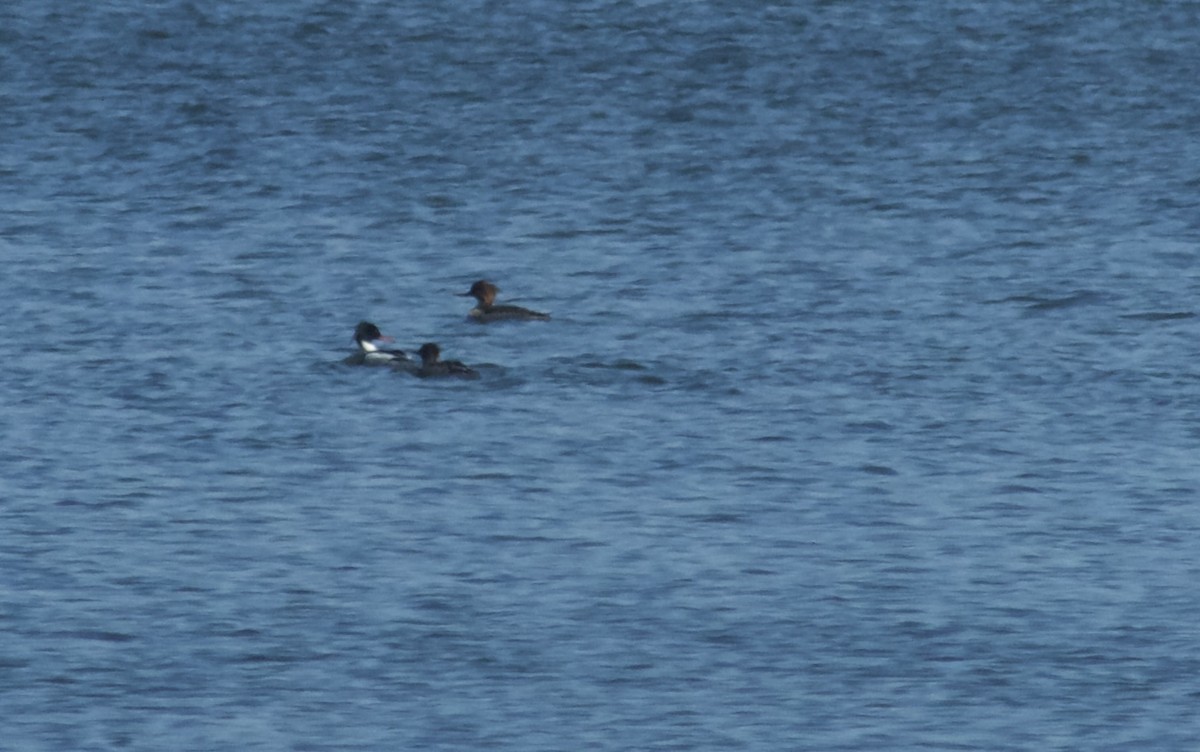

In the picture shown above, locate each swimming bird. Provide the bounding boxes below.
[344,321,411,366]
[459,280,550,322]
[415,342,479,379]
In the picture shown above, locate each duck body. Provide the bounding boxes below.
[345,321,412,367]
[460,280,550,322]
[415,342,480,379]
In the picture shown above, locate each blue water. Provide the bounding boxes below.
[3,2,1200,749]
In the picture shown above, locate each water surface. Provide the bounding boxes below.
[3,2,1199,750]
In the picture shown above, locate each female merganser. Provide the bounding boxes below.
[459,280,550,322]
[415,342,479,379]
[344,321,411,366]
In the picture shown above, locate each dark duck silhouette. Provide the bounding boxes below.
[415,342,480,379]
[459,280,550,322]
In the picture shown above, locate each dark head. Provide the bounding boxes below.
[353,321,398,353]
[459,279,498,306]
[354,321,382,342]
[417,342,440,364]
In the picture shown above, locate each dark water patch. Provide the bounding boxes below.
[55,496,141,510]
[483,534,555,545]
[41,674,79,685]
[1008,290,1109,312]
[687,512,745,525]
[550,356,677,387]
[237,652,307,665]
[995,484,1043,495]
[57,630,137,643]
[568,539,607,550]
[608,359,648,371]
[846,420,894,433]
[860,464,899,476]
[636,371,670,386]
[1120,311,1195,321]
[213,628,263,641]
[976,500,1034,516]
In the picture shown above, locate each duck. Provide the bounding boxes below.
[415,342,479,379]
[459,280,550,322]
[344,321,412,366]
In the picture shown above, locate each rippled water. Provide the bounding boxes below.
[3,2,1200,750]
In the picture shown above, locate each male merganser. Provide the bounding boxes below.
[344,321,411,366]
[459,280,550,322]
[415,342,479,379]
